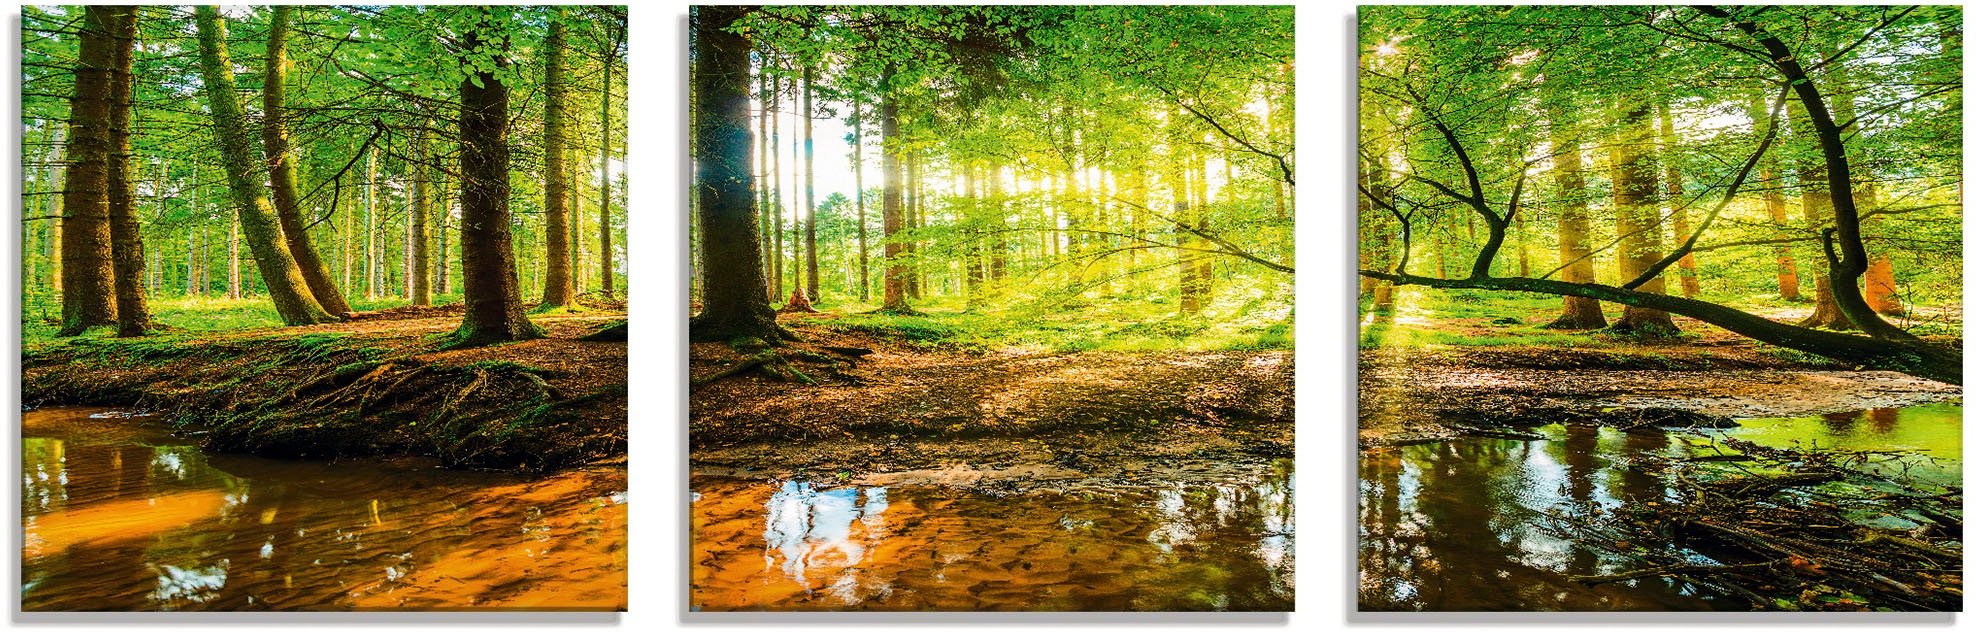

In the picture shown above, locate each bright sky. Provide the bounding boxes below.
[753,95,864,221]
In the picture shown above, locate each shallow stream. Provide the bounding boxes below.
[21,406,627,611]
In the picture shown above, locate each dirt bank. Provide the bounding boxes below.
[1359,344,1962,447]
[22,309,628,472]
[690,318,1294,490]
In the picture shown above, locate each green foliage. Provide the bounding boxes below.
[23,5,631,320]
[714,6,1293,339]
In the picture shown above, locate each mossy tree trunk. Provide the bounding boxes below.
[450,28,544,348]
[104,5,151,337]
[264,5,351,316]
[193,6,335,326]
[539,15,575,309]
[58,6,119,336]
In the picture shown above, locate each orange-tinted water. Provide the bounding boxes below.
[691,460,1294,611]
[22,407,626,611]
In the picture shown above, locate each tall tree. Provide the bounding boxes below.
[852,96,869,301]
[193,5,335,326]
[1607,102,1676,335]
[104,5,151,336]
[690,5,779,342]
[57,6,119,336]
[1656,99,1701,299]
[1752,96,1801,301]
[264,5,352,316]
[878,65,916,314]
[539,15,576,309]
[596,18,620,300]
[411,121,433,306]
[1543,100,1605,329]
[803,66,820,303]
[448,22,543,347]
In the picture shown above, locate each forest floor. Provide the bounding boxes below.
[690,311,1294,491]
[22,303,628,472]
[1358,291,1964,446]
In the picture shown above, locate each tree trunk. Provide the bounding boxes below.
[878,65,915,314]
[58,6,119,335]
[1755,97,1801,301]
[690,5,779,342]
[365,149,377,300]
[789,71,803,301]
[539,15,574,309]
[803,66,819,303]
[449,27,543,347]
[264,5,351,315]
[436,184,452,296]
[1608,102,1676,335]
[906,150,922,300]
[103,6,150,336]
[1656,99,1701,298]
[758,63,772,301]
[228,215,240,299]
[597,30,618,300]
[45,126,64,299]
[1364,270,1958,385]
[193,6,333,325]
[339,171,352,291]
[1544,103,1606,329]
[991,161,1009,283]
[1185,149,1214,310]
[411,123,433,306]
[1703,7,1912,342]
[964,164,983,309]
[853,97,868,301]
[1827,59,1904,317]
[769,66,784,301]
[1172,128,1203,314]
[1790,101,1854,330]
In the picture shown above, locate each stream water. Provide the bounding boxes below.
[1358,403,1961,611]
[21,407,627,611]
[691,459,1294,611]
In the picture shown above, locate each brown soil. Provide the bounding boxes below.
[23,311,628,472]
[690,317,1293,489]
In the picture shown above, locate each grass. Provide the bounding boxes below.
[798,291,1294,354]
[21,294,461,345]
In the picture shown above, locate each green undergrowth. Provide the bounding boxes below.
[795,293,1294,354]
[21,295,463,345]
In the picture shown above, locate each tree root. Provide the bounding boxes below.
[692,335,832,389]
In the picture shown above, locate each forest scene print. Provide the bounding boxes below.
[690,5,1293,611]
[1358,5,1962,612]
[21,6,628,610]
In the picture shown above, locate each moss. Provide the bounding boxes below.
[23,323,623,473]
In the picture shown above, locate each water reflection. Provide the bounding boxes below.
[693,460,1294,611]
[1359,404,1962,611]
[21,407,627,611]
